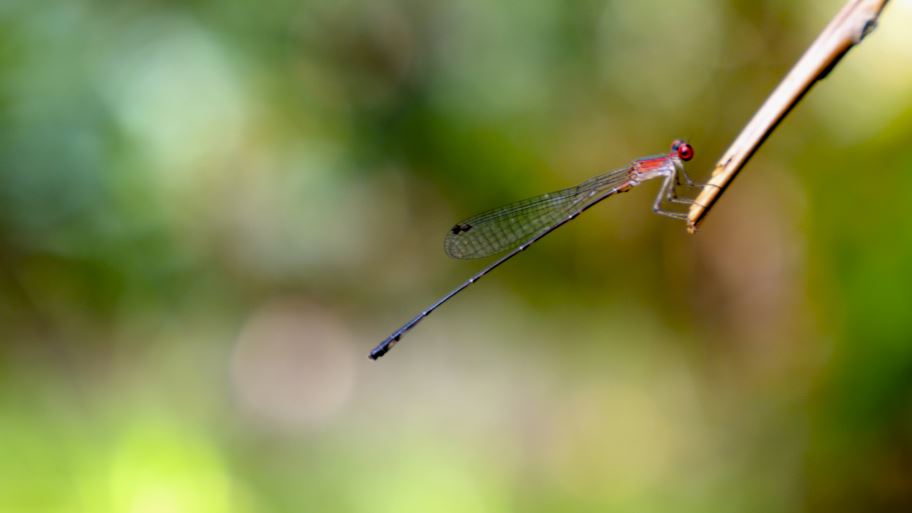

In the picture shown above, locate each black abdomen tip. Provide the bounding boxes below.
[370,334,401,360]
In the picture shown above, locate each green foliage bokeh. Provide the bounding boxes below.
[2,1,911,512]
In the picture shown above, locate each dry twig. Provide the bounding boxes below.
[687,0,892,233]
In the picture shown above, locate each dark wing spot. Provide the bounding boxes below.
[450,223,473,234]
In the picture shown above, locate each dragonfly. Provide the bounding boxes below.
[370,139,705,360]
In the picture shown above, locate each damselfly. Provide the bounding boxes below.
[371,140,703,360]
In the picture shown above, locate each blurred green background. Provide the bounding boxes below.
[2,0,912,512]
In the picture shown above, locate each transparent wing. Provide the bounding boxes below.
[444,167,631,259]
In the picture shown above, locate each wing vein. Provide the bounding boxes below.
[444,166,631,259]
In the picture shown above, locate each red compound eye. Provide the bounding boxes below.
[676,142,694,161]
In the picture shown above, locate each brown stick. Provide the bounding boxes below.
[686,0,892,234]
